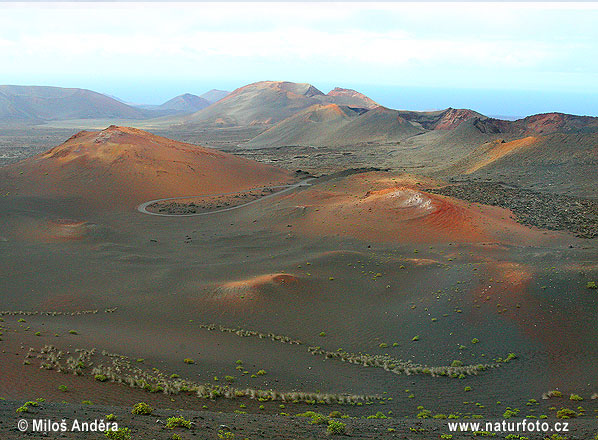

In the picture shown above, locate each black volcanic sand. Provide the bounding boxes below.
[429,182,598,239]
[1,400,597,439]
[0,174,597,439]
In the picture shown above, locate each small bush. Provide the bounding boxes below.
[58,385,68,392]
[165,416,192,429]
[95,374,108,382]
[298,411,328,424]
[569,394,583,401]
[556,408,577,419]
[131,402,153,415]
[183,358,195,364]
[105,428,131,440]
[217,430,235,439]
[586,281,597,289]
[327,420,347,435]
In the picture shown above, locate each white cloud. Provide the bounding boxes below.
[0,2,596,92]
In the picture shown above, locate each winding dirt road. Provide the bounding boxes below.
[136,179,314,217]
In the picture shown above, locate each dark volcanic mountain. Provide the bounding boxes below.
[0,85,148,123]
[244,104,423,148]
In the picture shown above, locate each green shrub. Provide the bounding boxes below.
[297,411,328,424]
[586,281,597,289]
[58,385,68,392]
[217,430,235,439]
[326,420,347,435]
[95,374,108,382]
[165,416,192,429]
[569,394,583,401]
[183,358,195,364]
[556,408,577,419]
[503,408,520,419]
[131,402,153,415]
[105,428,131,440]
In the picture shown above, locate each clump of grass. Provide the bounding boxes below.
[58,385,68,392]
[105,414,116,421]
[68,330,78,335]
[131,402,153,415]
[471,338,479,344]
[569,394,583,401]
[95,374,108,382]
[224,375,235,383]
[165,415,192,429]
[319,332,327,337]
[256,369,267,376]
[411,335,420,342]
[183,358,195,364]
[543,390,563,399]
[586,281,597,289]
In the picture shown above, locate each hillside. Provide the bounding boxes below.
[181,81,380,128]
[200,89,230,104]
[444,132,598,198]
[325,87,378,109]
[0,126,294,208]
[159,93,210,113]
[0,85,148,123]
[244,105,423,148]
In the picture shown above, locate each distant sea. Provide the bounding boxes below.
[348,85,598,119]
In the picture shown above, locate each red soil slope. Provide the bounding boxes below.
[284,173,558,245]
[0,126,294,209]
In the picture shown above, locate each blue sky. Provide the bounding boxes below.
[1,2,597,117]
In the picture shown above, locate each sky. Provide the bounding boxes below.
[1,2,597,117]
